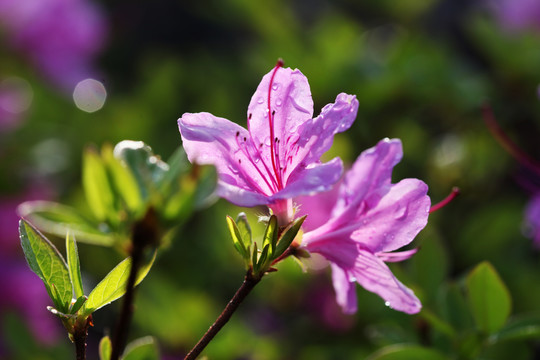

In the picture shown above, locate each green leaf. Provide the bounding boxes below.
[192,165,217,209]
[466,261,512,334]
[19,220,73,313]
[18,201,114,246]
[113,141,168,200]
[226,215,248,259]
[257,243,270,273]
[251,242,258,273]
[81,250,157,316]
[489,314,540,344]
[274,215,306,259]
[83,147,116,222]
[99,336,112,360]
[367,344,449,360]
[158,147,190,191]
[66,232,84,299]
[161,176,196,221]
[262,215,278,258]
[122,336,159,360]
[102,144,143,214]
[419,309,456,339]
[69,295,87,315]
[235,212,252,252]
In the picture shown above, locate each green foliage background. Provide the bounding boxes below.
[2,0,540,359]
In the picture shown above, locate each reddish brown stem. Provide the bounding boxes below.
[184,271,261,360]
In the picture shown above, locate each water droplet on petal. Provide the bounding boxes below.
[394,203,408,220]
[272,83,280,91]
[276,99,282,107]
[257,97,264,104]
[384,301,392,308]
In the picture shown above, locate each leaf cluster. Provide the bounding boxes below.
[226,213,306,278]
[18,141,216,252]
[19,219,155,341]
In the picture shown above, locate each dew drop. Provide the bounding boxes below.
[276,99,282,107]
[384,301,392,308]
[228,165,240,175]
[257,97,264,104]
[272,83,280,91]
[394,204,408,220]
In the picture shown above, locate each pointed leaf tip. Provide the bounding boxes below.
[19,219,73,312]
[466,261,512,334]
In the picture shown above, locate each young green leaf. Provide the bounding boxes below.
[489,314,540,344]
[113,141,169,201]
[99,336,112,360]
[251,242,258,273]
[236,213,252,251]
[102,144,143,214]
[81,250,157,316]
[69,295,87,315]
[256,243,270,274]
[83,147,116,222]
[19,220,72,313]
[274,215,306,260]
[466,261,512,334]
[66,232,84,299]
[122,336,159,360]
[18,201,114,246]
[262,215,278,258]
[226,215,248,259]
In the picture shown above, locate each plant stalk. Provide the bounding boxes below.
[184,271,261,360]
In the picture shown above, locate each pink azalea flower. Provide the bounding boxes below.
[178,62,359,222]
[490,0,540,33]
[0,0,107,90]
[525,193,540,247]
[300,138,430,314]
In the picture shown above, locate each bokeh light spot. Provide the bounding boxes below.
[72,78,107,113]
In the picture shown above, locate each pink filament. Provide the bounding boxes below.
[430,187,460,213]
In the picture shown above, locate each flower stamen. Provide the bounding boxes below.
[430,187,460,213]
[483,103,540,178]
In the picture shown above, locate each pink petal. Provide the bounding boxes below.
[178,112,273,207]
[283,93,359,183]
[376,248,418,263]
[331,138,403,222]
[247,67,313,167]
[525,193,540,247]
[331,263,357,314]
[272,157,344,202]
[350,249,421,314]
[350,178,430,253]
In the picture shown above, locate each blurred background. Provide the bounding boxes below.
[2,0,540,359]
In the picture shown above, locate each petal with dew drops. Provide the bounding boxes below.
[331,263,358,314]
[350,249,421,314]
[350,178,430,253]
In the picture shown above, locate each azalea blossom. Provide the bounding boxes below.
[0,0,107,90]
[525,193,540,247]
[178,61,359,223]
[299,138,430,314]
[490,0,540,33]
